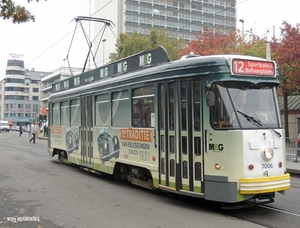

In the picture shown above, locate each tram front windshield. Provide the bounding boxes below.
[211,81,281,129]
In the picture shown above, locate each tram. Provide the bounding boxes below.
[48,46,290,207]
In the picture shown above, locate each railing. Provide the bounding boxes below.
[286,137,299,162]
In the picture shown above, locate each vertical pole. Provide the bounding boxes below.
[102,39,106,66]
[266,42,271,60]
[239,19,244,35]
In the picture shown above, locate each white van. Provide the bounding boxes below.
[0,120,10,132]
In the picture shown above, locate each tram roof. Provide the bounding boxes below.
[50,46,278,99]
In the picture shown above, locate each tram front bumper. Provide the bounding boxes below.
[239,173,290,194]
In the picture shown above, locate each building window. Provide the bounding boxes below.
[32,96,39,101]
[33,88,39,92]
[5,95,24,100]
[32,104,39,113]
[5,70,25,76]
[6,78,24,83]
[25,104,31,110]
[5,87,24,92]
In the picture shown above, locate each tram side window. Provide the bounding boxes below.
[112,91,129,127]
[60,101,69,126]
[95,94,110,127]
[159,85,165,130]
[132,86,154,128]
[169,83,175,130]
[193,80,201,131]
[70,99,80,126]
[180,81,187,131]
[52,103,60,125]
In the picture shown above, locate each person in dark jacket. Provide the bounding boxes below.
[19,125,23,137]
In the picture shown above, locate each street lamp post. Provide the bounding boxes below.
[239,19,244,35]
[63,58,66,77]
[102,39,106,66]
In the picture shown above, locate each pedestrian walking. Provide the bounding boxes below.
[19,125,23,137]
[29,122,36,144]
[35,123,39,139]
[44,124,48,137]
[28,124,32,137]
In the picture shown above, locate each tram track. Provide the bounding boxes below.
[223,201,300,228]
[259,204,300,217]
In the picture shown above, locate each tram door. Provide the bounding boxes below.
[158,80,204,194]
[80,95,93,166]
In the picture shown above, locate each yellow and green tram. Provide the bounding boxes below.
[48,46,290,207]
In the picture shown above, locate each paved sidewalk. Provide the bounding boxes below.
[287,160,300,175]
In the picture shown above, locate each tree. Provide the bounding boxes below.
[180,29,238,56]
[271,21,300,138]
[148,29,184,60]
[109,29,185,62]
[237,29,269,58]
[181,28,268,58]
[272,21,300,93]
[109,31,151,62]
[0,0,44,23]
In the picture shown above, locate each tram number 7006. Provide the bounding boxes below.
[261,163,273,169]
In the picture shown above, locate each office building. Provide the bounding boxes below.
[90,0,236,67]
[1,1,237,125]
[0,55,50,127]
[40,66,82,117]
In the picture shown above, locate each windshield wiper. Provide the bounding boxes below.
[236,110,282,137]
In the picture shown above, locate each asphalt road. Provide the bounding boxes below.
[1,131,298,228]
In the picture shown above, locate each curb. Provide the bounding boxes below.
[287,168,300,175]
[38,137,48,140]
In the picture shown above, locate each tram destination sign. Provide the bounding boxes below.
[52,46,170,93]
[232,59,275,77]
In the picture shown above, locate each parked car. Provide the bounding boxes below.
[0,120,9,132]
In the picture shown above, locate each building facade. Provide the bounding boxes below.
[278,96,300,139]
[89,0,236,67]
[40,66,82,118]
[0,56,50,128]
[1,1,237,127]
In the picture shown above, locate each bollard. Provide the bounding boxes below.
[296,140,300,162]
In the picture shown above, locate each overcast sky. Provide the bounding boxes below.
[0,0,299,80]
[236,0,298,38]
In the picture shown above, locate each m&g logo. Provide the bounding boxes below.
[209,143,224,151]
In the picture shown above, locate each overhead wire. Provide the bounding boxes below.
[26,0,247,70]
[26,0,115,70]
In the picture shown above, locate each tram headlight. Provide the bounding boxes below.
[262,147,274,160]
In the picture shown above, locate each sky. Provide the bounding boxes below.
[0,0,299,80]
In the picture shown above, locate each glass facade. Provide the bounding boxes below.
[125,0,236,41]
